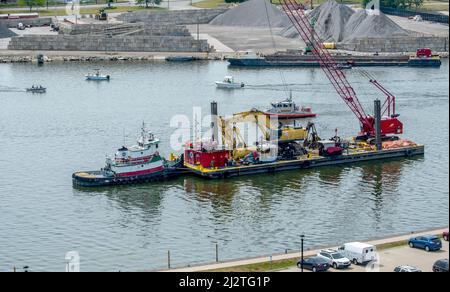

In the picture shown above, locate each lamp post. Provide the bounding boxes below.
[300,234,305,272]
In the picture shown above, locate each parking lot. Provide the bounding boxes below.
[282,240,449,272]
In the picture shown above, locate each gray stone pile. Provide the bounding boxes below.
[280,0,410,43]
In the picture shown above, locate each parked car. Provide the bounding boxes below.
[297,256,330,272]
[394,265,422,272]
[443,231,449,241]
[432,259,448,272]
[338,242,377,265]
[316,249,351,269]
[408,235,442,252]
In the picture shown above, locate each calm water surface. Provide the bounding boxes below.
[0,60,448,271]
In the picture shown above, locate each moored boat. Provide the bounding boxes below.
[165,56,196,62]
[72,123,182,187]
[26,85,46,93]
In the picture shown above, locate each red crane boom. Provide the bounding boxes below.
[280,0,403,138]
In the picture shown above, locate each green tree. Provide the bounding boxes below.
[18,0,45,11]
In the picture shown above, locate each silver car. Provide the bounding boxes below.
[317,249,352,269]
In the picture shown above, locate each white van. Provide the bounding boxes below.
[338,242,377,265]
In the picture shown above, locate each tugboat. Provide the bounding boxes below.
[26,85,46,93]
[215,76,245,89]
[72,123,182,187]
[264,93,316,119]
[85,69,110,81]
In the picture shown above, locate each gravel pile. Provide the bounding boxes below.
[343,9,409,42]
[0,24,17,39]
[309,0,354,42]
[280,0,410,43]
[209,0,291,27]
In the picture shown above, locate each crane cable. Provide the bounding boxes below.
[263,0,290,99]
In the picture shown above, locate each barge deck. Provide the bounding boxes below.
[184,145,425,179]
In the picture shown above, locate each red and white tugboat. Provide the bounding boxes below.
[72,123,181,187]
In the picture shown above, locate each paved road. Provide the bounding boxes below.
[0,0,204,12]
[282,240,449,272]
[387,15,449,37]
[0,1,135,11]
[160,0,202,10]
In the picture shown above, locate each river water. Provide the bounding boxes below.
[0,60,448,271]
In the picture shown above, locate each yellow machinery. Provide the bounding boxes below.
[322,42,337,50]
[218,109,308,160]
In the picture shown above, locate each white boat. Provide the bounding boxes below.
[215,76,245,89]
[86,69,110,81]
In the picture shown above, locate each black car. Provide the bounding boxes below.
[297,256,330,272]
[432,259,449,272]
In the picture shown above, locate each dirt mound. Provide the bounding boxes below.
[280,0,410,42]
[210,0,291,27]
[0,24,17,39]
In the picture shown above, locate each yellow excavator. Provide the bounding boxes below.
[218,109,308,160]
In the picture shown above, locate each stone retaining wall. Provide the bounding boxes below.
[8,35,210,52]
[0,17,53,28]
[340,36,449,53]
[117,8,228,25]
[60,23,191,37]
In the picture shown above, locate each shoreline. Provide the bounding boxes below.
[0,50,215,63]
[0,49,448,63]
[158,226,448,272]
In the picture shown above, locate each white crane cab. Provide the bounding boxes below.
[338,242,378,265]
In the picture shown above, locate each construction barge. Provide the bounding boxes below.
[228,50,442,68]
[73,2,427,187]
[184,144,424,179]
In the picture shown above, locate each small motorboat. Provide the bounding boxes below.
[26,85,46,93]
[86,69,110,81]
[336,63,352,70]
[215,76,245,89]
